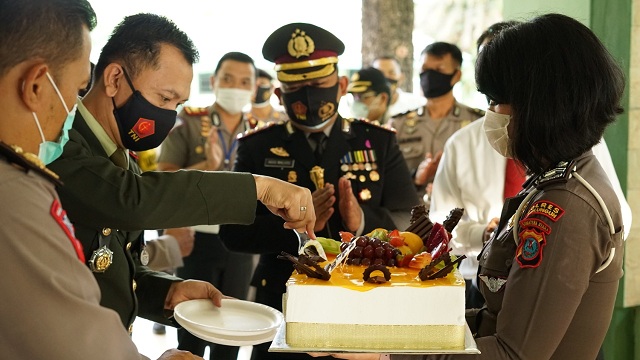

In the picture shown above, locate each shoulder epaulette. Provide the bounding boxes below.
[183,106,209,117]
[348,117,396,133]
[237,120,284,140]
[535,160,576,189]
[0,142,62,186]
[391,108,420,119]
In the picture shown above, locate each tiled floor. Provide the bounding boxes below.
[132,317,252,360]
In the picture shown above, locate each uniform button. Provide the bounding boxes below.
[132,280,137,291]
[261,279,267,287]
[483,252,489,259]
[505,258,513,267]
[126,242,131,251]
[128,324,133,335]
[102,228,111,236]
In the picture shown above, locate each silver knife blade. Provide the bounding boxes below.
[324,240,358,274]
[294,230,311,255]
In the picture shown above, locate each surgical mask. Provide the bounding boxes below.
[419,69,456,98]
[112,68,177,151]
[253,84,272,107]
[215,87,252,114]
[281,82,339,131]
[32,72,77,165]
[350,100,370,119]
[483,109,512,158]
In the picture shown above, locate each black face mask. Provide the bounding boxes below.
[281,82,339,131]
[419,69,457,98]
[112,68,177,151]
[253,84,272,105]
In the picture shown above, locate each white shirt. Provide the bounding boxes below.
[430,118,632,280]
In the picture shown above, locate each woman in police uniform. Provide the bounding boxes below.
[323,13,625,360]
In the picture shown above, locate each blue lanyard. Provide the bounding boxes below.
[217,128,238,169]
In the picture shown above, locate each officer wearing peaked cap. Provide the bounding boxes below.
[347,67,392,125]
[220,23,420,360]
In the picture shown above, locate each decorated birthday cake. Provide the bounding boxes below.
[279,206,467,350]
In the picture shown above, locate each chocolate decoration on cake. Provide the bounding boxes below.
[405,204,434,244]
[278,252,331,280]
[443,208,464,233]
[363,264,391,283]
[419,254,466,281]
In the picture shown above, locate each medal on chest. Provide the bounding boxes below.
[89,245,113,273]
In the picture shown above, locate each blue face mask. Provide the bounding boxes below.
[32,72,77,165]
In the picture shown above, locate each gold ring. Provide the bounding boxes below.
[300,206,307,212]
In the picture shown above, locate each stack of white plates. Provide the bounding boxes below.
[173,299,283,346]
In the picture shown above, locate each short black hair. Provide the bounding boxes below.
[214,52,255,75]
[95,13,198,80]
[256,68,273,81]
[476,13,624,174]
[476,21,521,51]
[421,42,463,67]
[0,0,97,77]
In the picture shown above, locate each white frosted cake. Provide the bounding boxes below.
[283,262,466,350]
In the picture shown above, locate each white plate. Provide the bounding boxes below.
[269,322,480,354]
[173,299,283,337]
[175,310,278,346]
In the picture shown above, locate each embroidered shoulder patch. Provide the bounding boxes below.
[50,199,85,262]
[516,228,546,268]
[525,200,565,222]
[519,218,551,234]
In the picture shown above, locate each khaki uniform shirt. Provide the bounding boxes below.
[392,152,624,359]
[0,148,143,359]
[388,101,484,174]
[159,105,253,171]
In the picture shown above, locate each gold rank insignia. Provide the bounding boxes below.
[288,29,315,58]
[89,245,113,273]
[288,170,297,183]
[270,147,290,157]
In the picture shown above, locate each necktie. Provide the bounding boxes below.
[110,148,129,169]
[503,158,526,199]
[309,132,327,162]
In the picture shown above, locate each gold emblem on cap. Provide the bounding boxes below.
[89,245,113,273]
[288,29,315,58]
[270,147,290,157]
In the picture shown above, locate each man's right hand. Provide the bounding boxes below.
[157,349,204,359]
[253,175,316,237]
[164,227,195,257]
[312,183,336,232]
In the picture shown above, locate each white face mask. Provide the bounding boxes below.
[483,109,512,158]
[214,87,252,114]
[350,100,369,119]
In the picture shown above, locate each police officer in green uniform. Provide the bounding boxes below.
[48,14,316,336]
[158,51,258,360]
[388,42,484,188]
[219,22,420,360]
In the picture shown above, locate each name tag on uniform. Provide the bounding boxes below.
[264,158,295,168]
